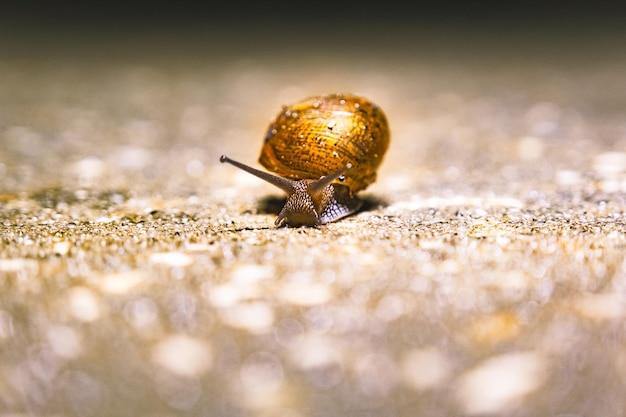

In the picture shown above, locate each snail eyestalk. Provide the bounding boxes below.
[308,163,352,195]
[220,155,297,194]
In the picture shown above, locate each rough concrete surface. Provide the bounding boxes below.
[1,17,626,417]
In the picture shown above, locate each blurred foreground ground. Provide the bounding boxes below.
[1,15,626,416]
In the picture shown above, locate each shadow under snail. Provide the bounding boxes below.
[220,93,390,227]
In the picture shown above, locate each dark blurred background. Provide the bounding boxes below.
[2,1,625,60]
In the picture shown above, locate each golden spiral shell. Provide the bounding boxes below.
[259,93,390,193]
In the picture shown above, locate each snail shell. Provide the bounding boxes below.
[220,93,390,227]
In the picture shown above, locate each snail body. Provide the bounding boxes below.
[220,93,390,227]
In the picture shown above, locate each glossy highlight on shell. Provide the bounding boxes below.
[220,93,390,227]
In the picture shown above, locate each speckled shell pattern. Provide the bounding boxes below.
[259,93,390,194]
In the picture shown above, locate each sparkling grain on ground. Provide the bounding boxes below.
[1,20,626,417]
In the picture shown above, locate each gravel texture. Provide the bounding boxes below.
[1,22,626,416]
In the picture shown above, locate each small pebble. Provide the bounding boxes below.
[230,263,275,283]
[149,252,193,267]
[517,136,544,159]
[67,286,101,322]
[219,302,274,333]
[592,151,626,175]
[555,170,582,186]
[0,258,36,272]
[46,325,83,359]
[99,271,146,294]
[152,334,213,376]
[278,282,333,306]
[575,293,624,320]
[456,351,546,415]
[401,347,451,391]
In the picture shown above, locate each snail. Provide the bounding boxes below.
[220,93,390,227]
